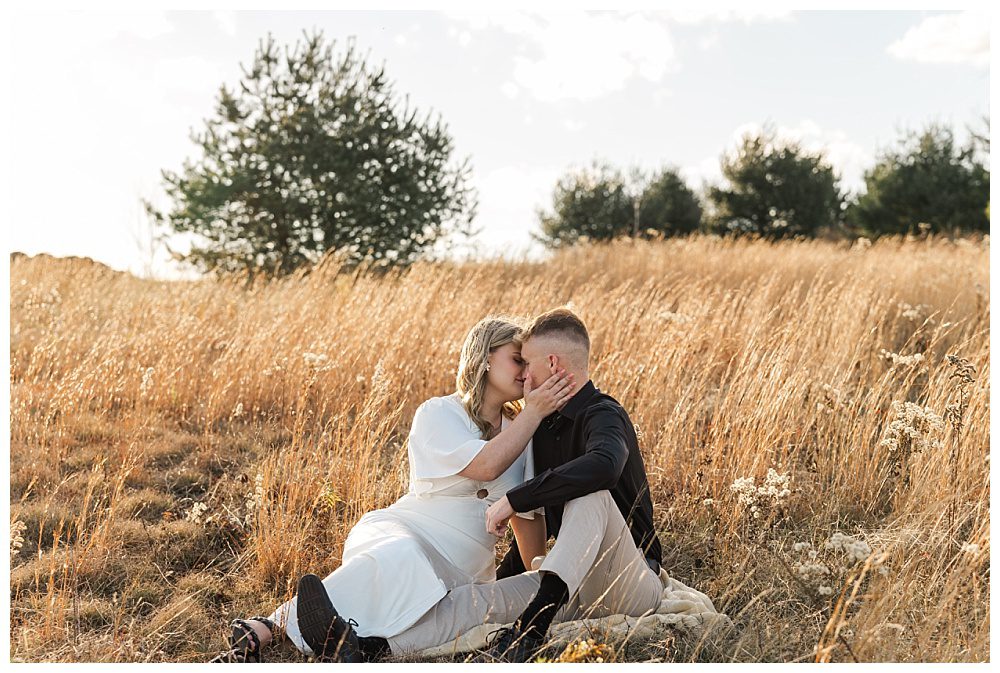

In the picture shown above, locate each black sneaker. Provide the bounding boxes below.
[481,624,546,663]
[295,573,362,663]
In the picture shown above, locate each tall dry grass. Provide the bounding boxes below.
[9,233,989,662]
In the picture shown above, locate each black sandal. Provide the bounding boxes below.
[209,615,278,663]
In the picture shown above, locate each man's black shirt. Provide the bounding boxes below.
[500,380,662,577]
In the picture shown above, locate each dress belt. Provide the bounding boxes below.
[410,490,490,499]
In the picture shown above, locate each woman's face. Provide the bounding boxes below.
[486,342,527,403]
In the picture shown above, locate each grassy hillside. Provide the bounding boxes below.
[9,234,989,662]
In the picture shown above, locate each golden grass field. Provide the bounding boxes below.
[9,233,990,663]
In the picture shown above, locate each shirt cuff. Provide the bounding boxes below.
[506,483,536,513]
[513,506,544,520]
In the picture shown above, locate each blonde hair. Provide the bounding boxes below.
[456,315,525,439]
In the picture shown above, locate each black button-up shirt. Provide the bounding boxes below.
[501,380,662,576]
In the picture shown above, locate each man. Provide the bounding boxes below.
[383,307,664,662]
[294,308,663,663]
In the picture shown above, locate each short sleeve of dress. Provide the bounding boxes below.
[408,396,488,480]
[513,438,545,520]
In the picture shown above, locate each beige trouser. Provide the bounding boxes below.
[387,489,663,655]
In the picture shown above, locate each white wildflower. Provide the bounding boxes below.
[880,400,945,455]
[370,359,389,392]
[10,519,26,561]
[794,561,831,585]
[825,532,872,564]
[232,402,244,417]
[245,472,265,525]
[759,469,791,502]
[817,585,834,596]
[303,352,329,368]
[139,367,155,395]
[897,302,935,324]
[185,501,209,524]
[792,541,812,553]
[702,498,714,507]
[961,542,980,556]
[879,349,925,367]
[729,468,791,521]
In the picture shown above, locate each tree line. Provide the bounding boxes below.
[147,32,990,280]
[538,120,989,247]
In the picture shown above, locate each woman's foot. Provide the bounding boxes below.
[209,615,277,662]
[295,573,363,662]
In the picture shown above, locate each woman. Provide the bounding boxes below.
[212,316,575,662]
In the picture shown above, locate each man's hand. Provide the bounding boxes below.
[486,495,515,537]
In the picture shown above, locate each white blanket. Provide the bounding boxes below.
[415,569,734,659]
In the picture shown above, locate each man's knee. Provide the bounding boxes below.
[564,489,613,514]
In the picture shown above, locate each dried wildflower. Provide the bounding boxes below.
[656,309,692,325]
[244,472,265,525]
[825,532,872,564]
[370,359,390,393]
[897,301,935,324]
[794,560,831,585]
[185,501,209,525]
[10,519,26,562]
[880,401,945,455]
[232,402,244,418]
[817,585,834,596]
[303,352,330,368]
[852,237,872,251]
[960,542,981,556]
[879,349,925,367]
[139,367,155,395]
[729,468,791,521]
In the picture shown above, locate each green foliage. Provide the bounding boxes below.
[536,163,702,247]
[638,168,704,236]
[707,125,845,239]
[845,123,989,237]
[536,161,633,247]
[145,31,477,278]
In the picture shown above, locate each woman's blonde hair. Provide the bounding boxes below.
[456,315,525,439]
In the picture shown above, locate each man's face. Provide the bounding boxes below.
[519,336,556,390]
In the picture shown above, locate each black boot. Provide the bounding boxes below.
[295,573,363,663]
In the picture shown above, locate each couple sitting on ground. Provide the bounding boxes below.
[212,307,664,663]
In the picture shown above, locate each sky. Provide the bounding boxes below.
[4,8,991,278]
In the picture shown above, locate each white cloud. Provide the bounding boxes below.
[697,31,721,50]
[460,164,564,259]
[564,118,586,133]
[213,10,238,37]
[680,155,723,191]
[887,11,989,67]
[37,10,175,44]
[446,11,677,103]
[500,81,519,99]
[668,9,793,25]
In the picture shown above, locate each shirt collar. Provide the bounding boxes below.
[558,379,598,420]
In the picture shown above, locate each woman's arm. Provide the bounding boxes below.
[509,514,547,570]
[457,404,543,481]
[458,371,575,482]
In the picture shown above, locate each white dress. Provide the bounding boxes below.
[267,392,541,652]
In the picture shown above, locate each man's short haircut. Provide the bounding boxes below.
[518,307,590,353]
